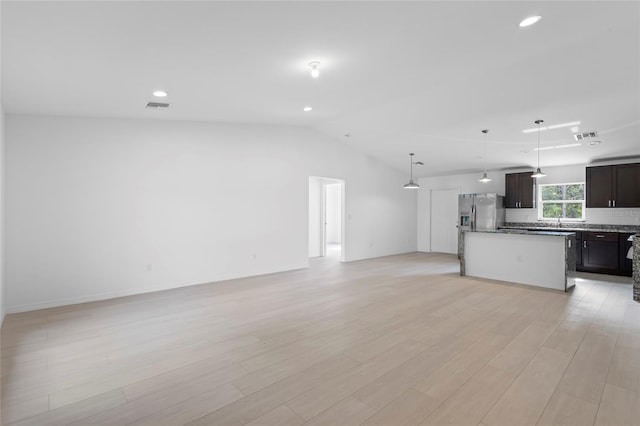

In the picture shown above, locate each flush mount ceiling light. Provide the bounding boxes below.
[153,90,168,98]
[403,153,423,189]
[531,119,547,178]
[519,15,542,27]
[479,129,492,183]
[308,61,320,78]
[303,106,312,112]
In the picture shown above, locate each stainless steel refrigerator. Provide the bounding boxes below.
[458,193,505,254]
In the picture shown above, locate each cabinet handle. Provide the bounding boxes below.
[596,235,605,238]
[583,241,587,248]
[608,200,611,207]
[613,200,616,207]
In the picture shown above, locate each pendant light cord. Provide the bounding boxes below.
[409,153,414,181]
[482,130,488,173]
[537,122,540,168]
[536,119,543,168]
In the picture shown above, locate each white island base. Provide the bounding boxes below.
[461,230,576,292]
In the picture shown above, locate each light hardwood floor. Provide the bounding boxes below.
[1,252,639,425]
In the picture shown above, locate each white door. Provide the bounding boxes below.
[430,188,459,254]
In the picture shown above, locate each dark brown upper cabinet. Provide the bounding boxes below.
[505,171,535,208]
[586,163,640,208]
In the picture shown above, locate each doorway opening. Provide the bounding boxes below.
[308,177,345,262]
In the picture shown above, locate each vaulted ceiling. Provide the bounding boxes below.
[3,1,639,176]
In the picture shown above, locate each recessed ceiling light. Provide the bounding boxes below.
[153,90,168,98]
[519,16,542,28]
[303,106,312,112]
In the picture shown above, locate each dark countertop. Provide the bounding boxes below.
[503,224,640,233]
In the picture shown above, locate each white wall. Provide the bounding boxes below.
[325,183,342,244]
[308,177,322,257]
[418,162,640,252]
[0,0,5,327]
[0,106,4,326]
[5,115,417,312]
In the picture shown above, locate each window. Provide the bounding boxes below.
[538,182,585,221]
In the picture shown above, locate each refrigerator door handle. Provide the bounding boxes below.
[470,205,475,230]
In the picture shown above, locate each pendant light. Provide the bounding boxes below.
[403,153,422,189]
[532,119,546,178]
[479,129,491,183]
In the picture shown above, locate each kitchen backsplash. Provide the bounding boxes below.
[505,222,640,233]
[506,208,640,226]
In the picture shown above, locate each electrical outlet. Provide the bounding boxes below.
[517,255,523,262]
[370,242,374,248]
[146,264,152,272]
[252,253,257,260]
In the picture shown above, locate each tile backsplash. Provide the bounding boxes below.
[506,208,640,226]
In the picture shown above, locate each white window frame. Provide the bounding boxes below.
[537,182,586,221]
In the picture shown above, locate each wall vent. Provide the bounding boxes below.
[146,102,170,109]
[573,131,598,141]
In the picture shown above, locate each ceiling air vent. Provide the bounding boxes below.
[573,131,598,141]
[146,102,170,109]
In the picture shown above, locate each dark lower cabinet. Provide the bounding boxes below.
[579,232,619,274]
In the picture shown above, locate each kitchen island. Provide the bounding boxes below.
[460,229,576,292]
